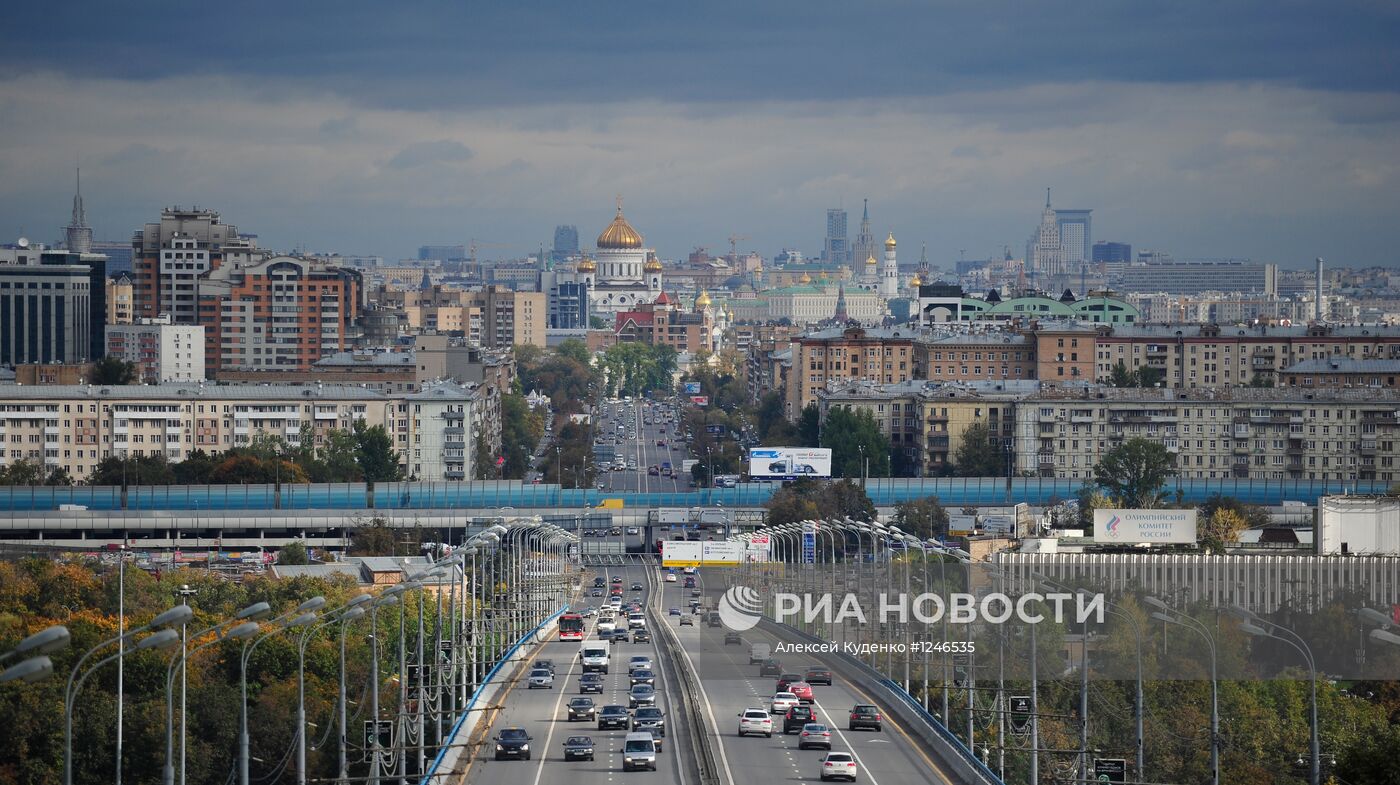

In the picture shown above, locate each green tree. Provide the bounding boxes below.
[317,428,364,482]
[277,541,310,565]
[820,407,890,479]
[1093,437,1175,508]
[555,338,591,366]
[172,449,218,484]
[892,496,951,540]
[952,422,1005,477]
[1109,360,1136,388]
[1199,493,1271,530]
[353,420,402,482]
[87,454,176,486]
[764,478,875,526]
[348,515,398,556]
[0,459,46,486]
[89,355,139,385]
[796,403,821,448]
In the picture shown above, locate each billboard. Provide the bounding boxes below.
[748,448,833,479]
[690,395,709,406]
[684,382,702,395]
[746,534,771,562]
[661,540,742,567]
[1094,509,1198,545]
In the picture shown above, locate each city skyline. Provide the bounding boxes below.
[1,2,1398,269]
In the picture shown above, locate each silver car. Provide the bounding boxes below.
[628,684,657,708]
[527,668,554,689]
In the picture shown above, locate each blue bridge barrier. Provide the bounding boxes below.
[0,477,1385,513]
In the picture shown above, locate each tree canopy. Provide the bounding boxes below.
[89,355,138,385]
[765,478,876,526]
[952,422,1005,477]
[819,407,890,480]
[1093,437,1175,508]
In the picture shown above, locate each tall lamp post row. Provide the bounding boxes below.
[2,516,580,785]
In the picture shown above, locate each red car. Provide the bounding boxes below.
[788,681,815,703]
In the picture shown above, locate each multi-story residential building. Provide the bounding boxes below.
[912,333,1036,382]
[1033,323,1098,384]
[106,274,134,324]
[786,326,915,418]
[1093,323,1400,388]
[1014,386,1400,483]
[0,380,494,482]
[614,292,714,354]
[413,335,515,396]
[818,379,1032,476]
[105,318,205,383]
[199,255,363,373]
[0,245,106,366]
[738,324,798,401]
[131,207,250,322]
[215,350,418,393]
[467,285,546,349]
[1278,358,1400,390]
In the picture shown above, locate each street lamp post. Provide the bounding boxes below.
[239,597,326,785]
[1146,597,1219,785]
[1229,606,1319,785]
[165,620,261,785]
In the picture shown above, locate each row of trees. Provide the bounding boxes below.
[601,342,677,399]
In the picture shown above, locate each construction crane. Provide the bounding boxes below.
[727,234,748,263]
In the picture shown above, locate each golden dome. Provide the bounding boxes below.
[799,272,812,284]
[819,270,829,279]
[885,232,897,250]
[865,254,878,267]
[644,256,663,272]
[910,273,922,286]
[695,290,712,307]
[597,205,643,249]
[576,257,596,273]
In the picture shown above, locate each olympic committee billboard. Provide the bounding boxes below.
[748,448,833,480]
[1094,509,1198,545]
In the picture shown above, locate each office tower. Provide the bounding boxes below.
[851,199,876,275]
[131,207,247,321]
[418,244,466,261]
[1092,241,1132,264]
[64,170,92,254]
[0,244,106,365]
[824,208,849,267]
[552,225,580,264]
[1055,208,1092,267]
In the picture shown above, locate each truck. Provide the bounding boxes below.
[748,643,771,665]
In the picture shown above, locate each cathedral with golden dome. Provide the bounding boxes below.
[560,201,663,320]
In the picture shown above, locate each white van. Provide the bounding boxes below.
[581,644,610,674]
[622,732,658,771]
[749,643,771,665]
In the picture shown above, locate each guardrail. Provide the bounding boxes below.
[418,606,565,784]
[755,616,1005,785]
[649,570,724,785]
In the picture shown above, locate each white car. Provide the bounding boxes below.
[597,618,616,636]
[737,708,773,737]
[626,527,640,535]
[769,692,800,714]
[628,614,646,629]
[527,668,554,689]
[820,752,858,782]
[664,573,678,583]
[628,656,654,674]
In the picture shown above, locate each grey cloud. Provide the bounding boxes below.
[384,140,473,170]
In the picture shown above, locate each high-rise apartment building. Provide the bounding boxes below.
[132,207,250,322]
[824,209,849,268]
[0,245,106,365]
[106,274,134,324]
[786,326,915,418]
[198,255,363,373]
[105,317,205,383]
[465,285,547,349]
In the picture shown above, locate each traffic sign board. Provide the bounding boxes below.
[1093,758,1127,783]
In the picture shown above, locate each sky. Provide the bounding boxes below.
[1,1,1398,269]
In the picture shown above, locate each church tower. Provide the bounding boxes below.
[645,253,663,293]
[851,198,875,276]
[64,169,92,254]
[880,232,898,298]
[834,283,849,323]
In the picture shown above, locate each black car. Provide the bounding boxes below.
[707,612,722,627]
[629,668,656,687]
[593,577,606,588]
[567,697,596,721]
[579,673,605,694]
[848,704,883,732]
[536,659,556,674]
[610,628,631,642]
[724,631,742,645]
[632,628,652,643]
[562,735,595,761]
[598,705,630,730]
[632,706,667,738]
[805,667,834,686]
[494,727,533,760]
[776,673,803,692]
[760,658,783,677]
[631,581,644,591]
[783,705,816,734]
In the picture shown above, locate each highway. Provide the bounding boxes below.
[658,570,958,785]
[461,556,691,785]
[593,398,691,495]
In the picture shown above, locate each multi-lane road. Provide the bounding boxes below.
[593,398,691,494]
[462,533,956,785]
